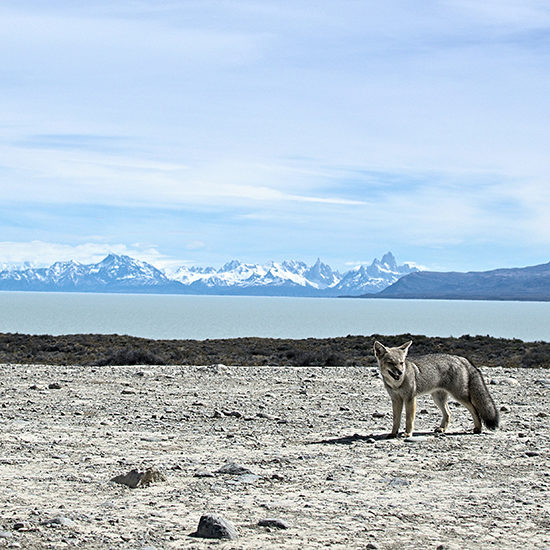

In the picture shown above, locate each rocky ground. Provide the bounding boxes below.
[0,361,548,549]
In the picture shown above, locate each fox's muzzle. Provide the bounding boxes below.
[388,369,402,381]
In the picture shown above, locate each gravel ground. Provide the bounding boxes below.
[0,362,548,549]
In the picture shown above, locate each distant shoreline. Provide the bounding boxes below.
[1,332,548,369]
[2,288,550,302]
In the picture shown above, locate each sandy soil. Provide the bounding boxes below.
[0,362,548,549]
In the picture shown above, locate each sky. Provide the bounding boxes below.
[1,0,550,273]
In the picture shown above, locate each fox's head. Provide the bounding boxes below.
[373,340,412,386]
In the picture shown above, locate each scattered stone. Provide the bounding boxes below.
[222,410,243,418]
[41,516,76,528]
[190,514,238,540]
[48,382,62,390]
[385,477,411,488]
[111,467,166,488]
[525,451,541,457]
[140,435,168,442]
[194,469,215,478]
[29,385,40,390]
[52,454,70,461]
[371,411,385,418]
[258,518,290,529]
[215,462,253,475]
[366,543,379,549]
[536,411,548,418]
[0,531,13,539]
[535,379,550,389]
[499,377,519,386]
[12,522,36,532]
[500,405,511,412]
[230,473,260,484]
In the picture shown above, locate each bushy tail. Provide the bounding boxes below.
[469,363,499,430]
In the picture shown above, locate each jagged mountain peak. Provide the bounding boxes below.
[379,251,397,270]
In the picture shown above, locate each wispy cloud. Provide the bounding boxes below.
[16,134,135,153]
[0,241,170,269]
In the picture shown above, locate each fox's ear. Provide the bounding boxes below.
[373,341,387,359]
[399,340,413,354]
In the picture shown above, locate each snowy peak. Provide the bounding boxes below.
[0,252,419,296]
[169,253,416,295]
[335,253,419,294]
[305,258,340,289]
[0,254,176,292]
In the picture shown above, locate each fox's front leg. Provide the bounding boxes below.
[389,397,403,438]
[404,397,417,437]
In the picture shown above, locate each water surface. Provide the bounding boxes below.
[0,292,548,341]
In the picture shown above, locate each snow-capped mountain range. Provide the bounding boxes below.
[0,252,419,296]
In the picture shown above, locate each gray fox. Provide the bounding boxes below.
[373,340,499,438]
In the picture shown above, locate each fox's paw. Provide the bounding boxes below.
[403,432,412,438]
[473,427,482,434]
[386,432,399,439]
[434,427,446,433]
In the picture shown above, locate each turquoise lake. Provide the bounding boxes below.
[0,292,548,342]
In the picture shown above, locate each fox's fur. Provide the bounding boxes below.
[373,340,499,438]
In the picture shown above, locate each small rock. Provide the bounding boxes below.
[222,410,243,418]
[215,462,253,475]
[231,473,260,484]
[258,518,290,529]
[0,531,13,539]
[385,477,410,488]
[194,469,215,478]
[500,405,511,412]
[48,382,62,390]
[190,514,238,540]
[366,544,379,550]
[534,379,550,389]
[111,467,166,488]
[12,522,35,532]
[536,411,548,418]
[499,377,519,386]
[525,451,541,457]
[41,516,76,528]
[371,411,385,418]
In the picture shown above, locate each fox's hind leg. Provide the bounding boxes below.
[460,399,482,434]
[432,390,451,433]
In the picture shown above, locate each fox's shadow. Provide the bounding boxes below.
[308,430,476,445]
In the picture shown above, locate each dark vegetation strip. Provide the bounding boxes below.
[0,333,548,368]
